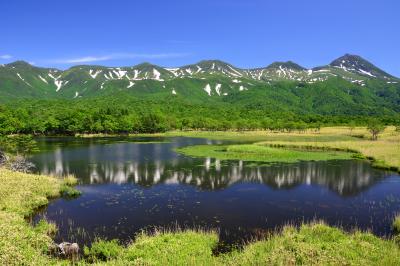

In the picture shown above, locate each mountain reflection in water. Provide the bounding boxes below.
[31,139,384,196]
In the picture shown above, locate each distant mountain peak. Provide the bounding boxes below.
[330,54,369,67]
[177,59,243,77]
[134,62,157,68]
[330,54,394,79]
[6,60,33,68]
[266,61,306,71]
[195,59,233,68]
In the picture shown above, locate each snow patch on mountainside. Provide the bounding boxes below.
[48,73,68,92]
[56,80,68,92]
[166,68,179,77]
[239,85,247,91]
[228,66,242,77]
[89,69,101,79]
[153,69,163,81]
[127,81,135,88]
[113,69,127,79]
[215,84,222,96]
[358,69,375,77]
[38,75,48,84]
[16,73,32,87]
[132,70,140,80]
[204,84,211,96]
[196,66,202,73]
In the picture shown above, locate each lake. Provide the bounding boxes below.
[30,136,400,251]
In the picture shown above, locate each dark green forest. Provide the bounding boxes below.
[1,94,399,135]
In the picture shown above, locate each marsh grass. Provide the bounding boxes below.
[62,174,78,186]
[60,185,82,198]
[168,127,400,172]
[59,175,81,199]
[77,222,400,265]
[176,144,353,163]
[220,222,400,266]
[84,239,124,262]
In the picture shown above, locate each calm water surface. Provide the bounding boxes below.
[30,137,400,249]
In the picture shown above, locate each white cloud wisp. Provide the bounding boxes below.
[50,52,190,64]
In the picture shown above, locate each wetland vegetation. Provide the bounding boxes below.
[176,144,354,163]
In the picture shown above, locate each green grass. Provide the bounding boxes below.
[0,169,59,265]
[176,144,353,163]
[221,222,400,265]
[81,223,400,265]
[106,230,218,265]
[0,168,78,265]
[84,239,124,263]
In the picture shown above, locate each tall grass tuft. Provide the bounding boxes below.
[393,214,400,234]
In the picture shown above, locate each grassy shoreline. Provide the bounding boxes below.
[0,168,79,265]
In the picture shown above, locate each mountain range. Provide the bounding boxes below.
[0,54,399,116]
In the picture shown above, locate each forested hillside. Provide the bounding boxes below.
[0,54,399,134]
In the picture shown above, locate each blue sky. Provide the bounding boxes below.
[1,0,399,76]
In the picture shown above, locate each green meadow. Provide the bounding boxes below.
[176,144,354,163]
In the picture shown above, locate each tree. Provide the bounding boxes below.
[0,135,38,155]
[140,112,168,133]
[261,119,272,131]
[235,119,247,132]
[367,120,386,140]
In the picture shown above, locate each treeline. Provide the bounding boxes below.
[0,97,399,135]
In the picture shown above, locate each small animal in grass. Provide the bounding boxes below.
[54,242,80,261]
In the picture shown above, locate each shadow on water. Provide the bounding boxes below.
[29,137,400,251]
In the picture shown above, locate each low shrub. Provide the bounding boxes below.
[60,185,81,198]
[84,239,124,262]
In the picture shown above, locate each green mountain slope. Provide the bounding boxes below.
[0,54,399,117]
